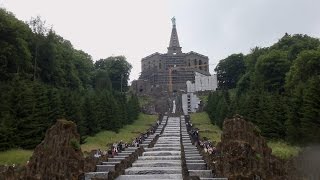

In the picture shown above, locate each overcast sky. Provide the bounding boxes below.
[1,0,320,82]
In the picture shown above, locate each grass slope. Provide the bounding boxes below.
[0,149,33,165]
[190,112,300,159]
[267,141,301,159]
[81,113,157,152]
[190,112,222,143]
[0,113,157,165]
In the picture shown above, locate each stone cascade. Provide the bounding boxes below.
[181,116,227,180]
[84,116,168,180]
[116,117,183,180]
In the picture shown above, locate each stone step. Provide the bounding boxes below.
[108,157,126,162]
[184,151,199,154]
[143,151,181,156]
[189,170,213,178]
[186,156,203,160]
[85,172,108,180]
[125,167,182,175]
[121,150,136,153]
[118,152,133,155]
[161,134,180,137]
[96,164,115,172]
[162,132,180,134]
[183,143,193,146]
[157,138,180,141]
[113,155,128,158]
[156,141,181,144]
[187,163,206,170]
[138,155,181,160]
[184,148,198,151]
[102,161,119,165]
[184,146,197,149]
[144,147,181,151]
[154,144,180,147]
[132,161,181,167]
[185,153,200,156]
[158,136,180,141]
[134,160,181,164]
[157,139,180,142]
[182,139,191,142]
[186,159,205,163]
[115,174,183,180]
[183,142,193,145]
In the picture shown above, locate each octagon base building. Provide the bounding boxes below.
[132,18,217,96]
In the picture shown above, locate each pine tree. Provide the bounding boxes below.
[83,91,100,135]
[10,77,36,149]
[300,77,320,143]
[47,87,63,125]
[0,84,15,150]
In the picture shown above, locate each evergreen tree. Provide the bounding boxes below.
[300,77,320,143]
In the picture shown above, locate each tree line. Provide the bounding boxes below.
[0,9,140,151]
[207,33,320,144]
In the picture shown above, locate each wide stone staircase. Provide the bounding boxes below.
[85,116,168,179]
[116,116,182,180]
[86,116,227,180]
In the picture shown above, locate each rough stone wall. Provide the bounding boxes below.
[138,52,211,95]
[0,166,26,180]
[24,119,84,180]
[212,115,293,180]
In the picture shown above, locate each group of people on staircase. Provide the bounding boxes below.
[186,116,217,155]
[199,139,217,155]
[94,140,129,158]
[93,117,161,159]
[131,119,160,147]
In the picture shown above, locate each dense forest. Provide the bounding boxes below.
[0,9,140,151]
[207,33,320,144]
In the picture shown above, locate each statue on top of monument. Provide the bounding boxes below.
[171,16,176,26]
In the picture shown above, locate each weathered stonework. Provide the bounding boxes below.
[132,19,211,95]
[211,115,292,180]
[24,119,85,180]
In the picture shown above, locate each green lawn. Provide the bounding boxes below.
[267,141,301,159]
[190,112,222,143]
[0,149,33,165]
[81,113,157,152]
[0,113,157,165]
[190,112,301,160]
